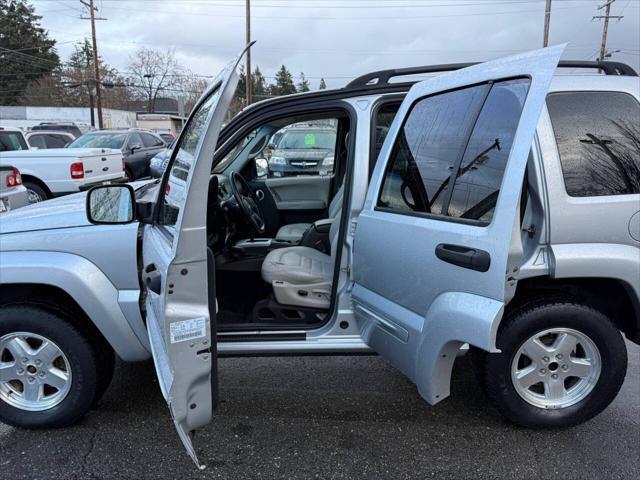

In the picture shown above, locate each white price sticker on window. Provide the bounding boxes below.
[169,317,207,344]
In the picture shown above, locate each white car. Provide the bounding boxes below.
[0,126,30,152]
[0,147,127,203]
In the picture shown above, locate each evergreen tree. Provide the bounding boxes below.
[0,0,60,105]
[252,66,267,99]
[297,72,310,93]
[272,65,296,96]
[318,78,327,90]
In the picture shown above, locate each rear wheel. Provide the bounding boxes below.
[23,181,49,204]
[480,298,627,427]
[0,305,101,428]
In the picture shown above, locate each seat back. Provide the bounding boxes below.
[328,184,344,218]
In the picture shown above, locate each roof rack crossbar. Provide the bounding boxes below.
[345,60,638,89]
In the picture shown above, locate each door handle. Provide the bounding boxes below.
[435,243,491,272]
[143,263,162,294]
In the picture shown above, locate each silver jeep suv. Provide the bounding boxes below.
[0,46,638,467]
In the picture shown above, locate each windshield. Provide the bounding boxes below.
[68,133,126,149]
[278,130,336,150]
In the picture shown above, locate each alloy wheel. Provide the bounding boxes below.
[511,327,601,409]
[0,332,72,411]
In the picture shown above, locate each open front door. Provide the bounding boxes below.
[140,46,250,468]
[352,46,564,405]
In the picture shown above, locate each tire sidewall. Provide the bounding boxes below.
[487,302,627,427]
[23,182,48,203]
[0,306,99,429]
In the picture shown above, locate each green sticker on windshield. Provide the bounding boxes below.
[304,133,316,145]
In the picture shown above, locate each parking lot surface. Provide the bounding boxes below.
[1,341,638,480]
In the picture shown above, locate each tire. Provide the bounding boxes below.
[23,181,49,204]
[0,305,101,429]
[480,297,627,428]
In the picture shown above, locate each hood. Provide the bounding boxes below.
[0,191,91,234]
[0,180,154,234]
[272,148,332,160]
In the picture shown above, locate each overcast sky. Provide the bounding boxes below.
[33,0,640,89]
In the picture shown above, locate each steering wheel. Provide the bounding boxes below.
[229,171,265,235]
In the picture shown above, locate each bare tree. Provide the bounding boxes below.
[127,47,182,112]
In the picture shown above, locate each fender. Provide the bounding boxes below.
[551,243,640,301]
[415,292,503,405]
[0,250,150,361]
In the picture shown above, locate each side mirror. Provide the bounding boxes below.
[255,158,268,179]
[86,184,136,224]
[267,143,276,150]
[130,144,142,153]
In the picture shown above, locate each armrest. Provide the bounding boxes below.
[313,218,334,234]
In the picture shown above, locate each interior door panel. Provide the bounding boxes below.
[265,176,331,210]
[264,176,332,227]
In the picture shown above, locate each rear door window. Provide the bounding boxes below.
[141,133,165,148]
[547,91,640,196]
[377,78,531,225]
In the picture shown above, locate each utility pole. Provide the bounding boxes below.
[594,0,624,62]
[85,46,95,127]
[80,0,106,129]
[543,0,552,47]
[245,0,252,105]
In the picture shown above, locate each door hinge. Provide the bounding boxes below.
[524,224,536,238]
[350,219,358,236]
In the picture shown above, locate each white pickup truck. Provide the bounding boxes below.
[0,147,127,203]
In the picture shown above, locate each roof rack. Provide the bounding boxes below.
[345,60,638,89]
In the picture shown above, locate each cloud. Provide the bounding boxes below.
[34,0,640,89]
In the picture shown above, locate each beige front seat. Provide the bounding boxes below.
[262,212,342,309]
[275,184,344,243]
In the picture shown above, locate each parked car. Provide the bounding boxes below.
[267,124,337,177]
[68,129,166,180]
[31,122,82,139]
[0,47,639,469]
[26,131,75,149]
[0,165,28,213]
[149,140,175,178]
[0,127,29,152]
[0,147,126,203]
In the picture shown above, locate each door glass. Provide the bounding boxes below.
[160,87,223,235]
[447,78,530,223]
[378,85,487,214]
[28,135,46,149]
[127,132,143,150]
[142,133,165,148]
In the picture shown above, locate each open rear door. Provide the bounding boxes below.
[140,46,251,468]
[352,46,564,404]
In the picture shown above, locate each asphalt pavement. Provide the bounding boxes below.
[1,341,638,479]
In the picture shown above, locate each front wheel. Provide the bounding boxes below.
[0,305,102,428]
[480,298,627,428]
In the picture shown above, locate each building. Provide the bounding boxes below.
[0,106,137,131]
